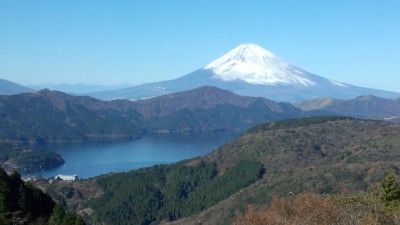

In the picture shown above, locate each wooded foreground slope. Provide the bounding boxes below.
[167,117,400,224]
[38,117,400,225]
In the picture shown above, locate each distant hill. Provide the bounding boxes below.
[0,86,313,144]
[27,83,131,94]
[295,95,400,120]
[0,79,32,94]
[44,117,400,225]
[0,143,64,173]
[89,44,400,102]
[0,89,143,143]
[131,86,309,132]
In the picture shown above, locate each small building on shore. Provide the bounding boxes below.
[54,174,78,181]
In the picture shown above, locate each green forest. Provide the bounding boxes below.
[6,116,400,225]
[0,143,64,172]
[0,167,84,225]
[89,160,264,225]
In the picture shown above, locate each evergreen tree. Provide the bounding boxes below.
[0,168,11,216]
[380,173,400,209]
[49,203,65,225]
[74,217,85,225]
[0,167,84,225]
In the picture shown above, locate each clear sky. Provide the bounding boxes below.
[1,0,399,92]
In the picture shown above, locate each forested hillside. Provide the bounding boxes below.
[40,117,400,225]
[0,89,143,143]
[295,95,400,120]
[166,117,400,224]
[0,143,64,173]
[0,167,84,225]
[234,173,400,225]
[0,87,311,144]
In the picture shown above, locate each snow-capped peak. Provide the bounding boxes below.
[204,43,315,86]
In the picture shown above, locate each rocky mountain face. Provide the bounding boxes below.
[89,44,400,102]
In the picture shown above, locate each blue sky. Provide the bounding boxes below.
[1,0,399,92]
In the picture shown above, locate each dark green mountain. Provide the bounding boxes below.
[41,117,400,225]
[0,79,32,95]
[0,89,143,144]
[0,86,309,144]
[0,143,64,173]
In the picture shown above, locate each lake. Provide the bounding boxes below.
[31,131,240,178]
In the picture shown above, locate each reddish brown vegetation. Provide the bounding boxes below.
[234,192,400,225]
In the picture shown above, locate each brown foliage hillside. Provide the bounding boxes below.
[234,192,400,225]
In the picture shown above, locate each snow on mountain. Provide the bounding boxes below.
[89,44,400,102]
[330,80,348,87]
[205,44,315,86]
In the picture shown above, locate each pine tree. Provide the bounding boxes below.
[48,203,65,225]
[0,168,11,215]
[380,173,400,209]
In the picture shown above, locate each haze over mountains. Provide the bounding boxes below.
[89,44,400,102]
[27,83,132,94]
[295,95,400,121]
[0,79,32,95]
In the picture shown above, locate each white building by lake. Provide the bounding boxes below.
[54,174,78,181]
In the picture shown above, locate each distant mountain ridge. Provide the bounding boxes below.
[0,79,32,94]
[0,86,311,143]
[295,95,400,121]
[130,86,292,119]
[2,85,399,144]
[89,44,400,102]
[27,83,131,94]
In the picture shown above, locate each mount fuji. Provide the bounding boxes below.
[90,44,400,102]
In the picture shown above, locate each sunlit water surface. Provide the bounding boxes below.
[28,131,240,178]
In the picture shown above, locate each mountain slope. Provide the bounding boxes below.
[130,86,307,132]
[90,44,400,102]
[164,117,400,225]
[0,86,310,143]
[49,117,400,225]
[0,79,33,94]
[295,95,400,120]
[204,43,316,86]
[0,89,143,143]
[0,168,85,224]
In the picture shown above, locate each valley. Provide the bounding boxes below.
[1,79,400,225]
[0,86,313,174]
[33,117,400,225]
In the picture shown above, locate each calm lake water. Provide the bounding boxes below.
[31,131,240,179]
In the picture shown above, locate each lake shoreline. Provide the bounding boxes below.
[22,131,241,179]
